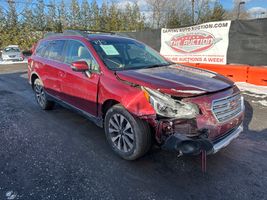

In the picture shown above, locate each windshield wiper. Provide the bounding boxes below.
[143,63,171,69]
[113,63,171,71]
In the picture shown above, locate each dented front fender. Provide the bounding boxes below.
[98,72,156,117]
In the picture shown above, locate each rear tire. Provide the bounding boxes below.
[104,104,151,160]
[33,78,54,110]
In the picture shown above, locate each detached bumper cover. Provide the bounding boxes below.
[162,124,243,156]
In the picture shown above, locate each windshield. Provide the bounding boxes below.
[4,47,20,53]
[90,38,170,70]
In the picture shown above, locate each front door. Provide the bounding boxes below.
[59,40,100,116]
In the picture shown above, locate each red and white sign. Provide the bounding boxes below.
[160,21,231,64]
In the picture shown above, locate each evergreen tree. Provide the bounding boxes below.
[131,1,144,30]
[6,0,18,28]
[0,6,6,29]
[47,0,57,31]
[91,0,100,30]
[22,4,35,29]
[58,0,68,30]
[109,1,119,31]
[70,0,81,28]
[34,0,46,31]
[100,0,109,31]
[0,0,158,50]
[80,0,91,29]
[122,2,132,31]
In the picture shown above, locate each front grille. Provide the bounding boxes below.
[212,93,242,123]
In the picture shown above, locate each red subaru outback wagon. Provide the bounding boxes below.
[28,30,244,160]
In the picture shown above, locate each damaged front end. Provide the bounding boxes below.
[141,86,244,156]
[161,123,243,156]
[150,117,215,156]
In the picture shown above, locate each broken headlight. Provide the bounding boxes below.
[143,87,199,119]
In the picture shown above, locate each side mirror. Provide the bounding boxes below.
[71,61,89,72]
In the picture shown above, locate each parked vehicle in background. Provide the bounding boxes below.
[1,45,24,61]
[28,30,245,160]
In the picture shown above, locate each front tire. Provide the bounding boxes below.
[104,104,151,160]
[33,78,54,110]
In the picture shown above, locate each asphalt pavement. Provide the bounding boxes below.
[0,63,266,200]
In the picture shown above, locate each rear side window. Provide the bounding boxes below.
[43,40,65,62]
[64,40,99,71]
[35,41,49,57]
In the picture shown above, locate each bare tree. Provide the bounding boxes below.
[146,0,168,28]
[146,0,192,28]
[164,0,191,27]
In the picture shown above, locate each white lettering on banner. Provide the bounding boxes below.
[160,21,231,65]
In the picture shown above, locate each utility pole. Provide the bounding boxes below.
[260,12,266,18]
[237,1,245,20]
[192,0,195,24]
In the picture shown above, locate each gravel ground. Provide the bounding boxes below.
[0,63,266,200]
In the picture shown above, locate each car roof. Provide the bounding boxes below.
[43,31,135,42]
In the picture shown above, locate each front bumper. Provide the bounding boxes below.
[162,123,243,156]
[212,124,243,154]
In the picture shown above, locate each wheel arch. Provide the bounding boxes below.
[101,99,120,118]
[30,72,40,89]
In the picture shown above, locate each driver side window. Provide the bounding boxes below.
[64,40,99,72]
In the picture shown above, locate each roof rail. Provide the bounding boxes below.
[63,30,88,37]
[44,29,116,39]
[78,29,116,35]
[44,32,61,38]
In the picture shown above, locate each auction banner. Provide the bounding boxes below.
[160,21,231,64]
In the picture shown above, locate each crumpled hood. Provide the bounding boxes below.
[116,64,234,97]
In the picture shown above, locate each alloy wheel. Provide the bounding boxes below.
[108,114,135,153]
[34,82,46,107]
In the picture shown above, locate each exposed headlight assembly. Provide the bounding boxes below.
[143,87,199,119]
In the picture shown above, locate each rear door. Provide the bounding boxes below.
[41,40,66,98]
[59,40,100,116]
